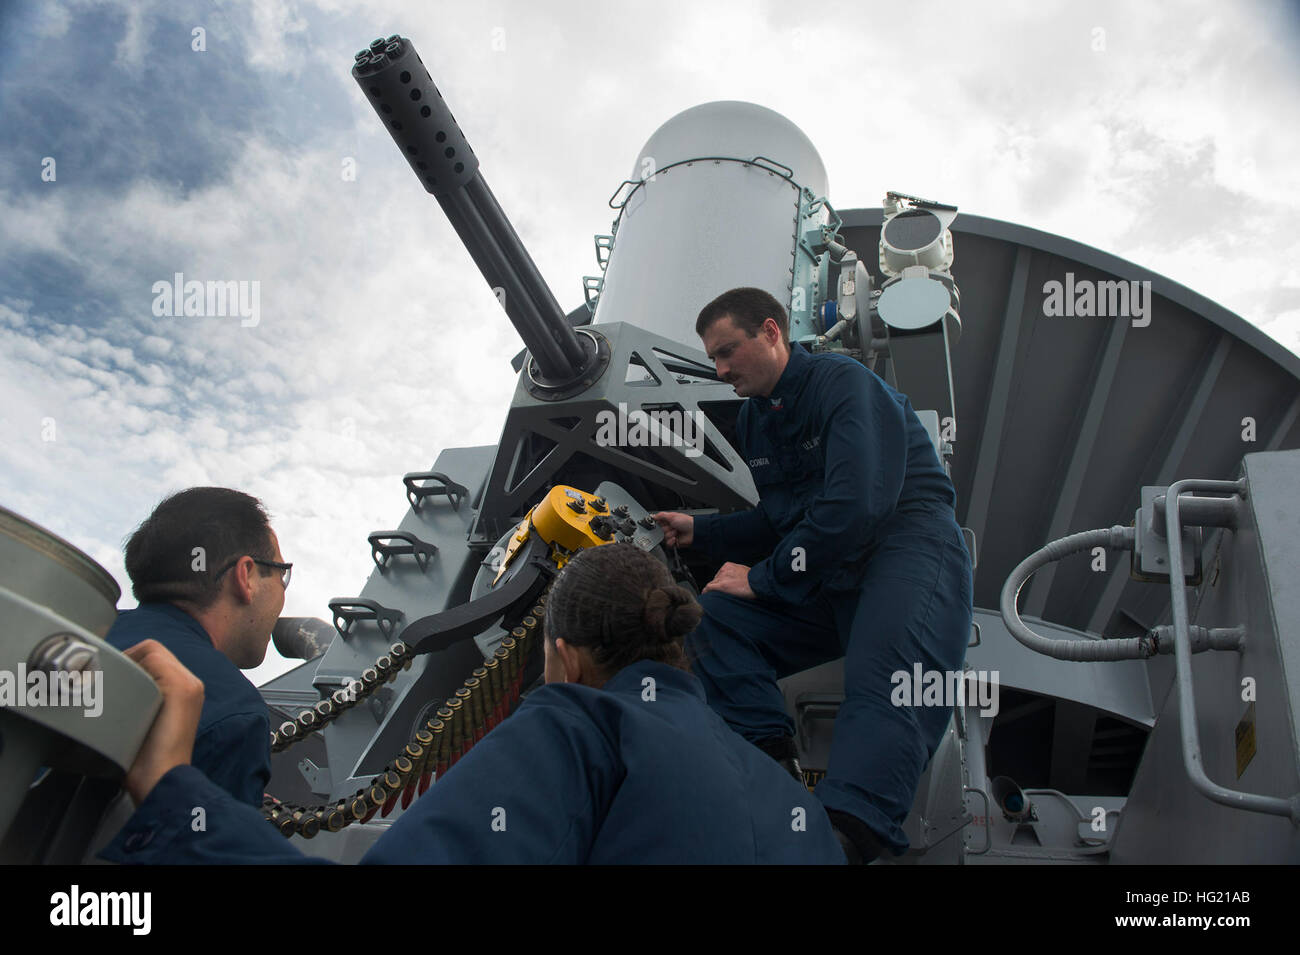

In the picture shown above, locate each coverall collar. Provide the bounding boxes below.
[132,601,216,647]
[603,660,706,701]
[761,342,812,410]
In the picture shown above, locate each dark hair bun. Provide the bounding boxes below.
[643,584,703,642]
[545,542,700,675]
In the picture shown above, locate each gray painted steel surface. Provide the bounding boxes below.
[1111,452,1300,862]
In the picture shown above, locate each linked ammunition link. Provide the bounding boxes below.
[270,642,413,754]
[262,595,547,839]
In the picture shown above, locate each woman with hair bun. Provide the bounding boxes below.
[107,543,846,864]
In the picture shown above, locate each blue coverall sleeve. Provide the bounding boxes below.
[747,361,908,604]
[103,695,623,865]
[98,765,322,865]
[361,697,622,864]
[692,506,780,565]
[192,711,272,807]
[690,401,781,564]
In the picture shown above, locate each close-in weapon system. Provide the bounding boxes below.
[2,33,1298,864]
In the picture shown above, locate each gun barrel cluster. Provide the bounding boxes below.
[352,35,588,383]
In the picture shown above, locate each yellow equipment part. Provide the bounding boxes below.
[491,486,613,584]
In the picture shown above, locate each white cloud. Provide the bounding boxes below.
[112,1,149,67]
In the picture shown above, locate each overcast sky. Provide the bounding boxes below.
[3,0,1298,685]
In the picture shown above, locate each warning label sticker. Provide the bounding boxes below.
[1234,701,1257,779]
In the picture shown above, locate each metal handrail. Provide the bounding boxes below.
[1163,478,1300,824]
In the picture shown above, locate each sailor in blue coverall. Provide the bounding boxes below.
[104,544,845,865]
[92,488,287,861]
[656,287,973,862]
[106,603,271,807]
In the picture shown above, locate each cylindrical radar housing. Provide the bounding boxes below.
[593,102,828,345]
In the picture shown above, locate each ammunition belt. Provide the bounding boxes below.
[261,596,546,839]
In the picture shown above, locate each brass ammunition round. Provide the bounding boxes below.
[474,680,490,734]
[279,721,298,739]
[510,628,529,665]
[428,719,447,770]
[362,667,379,686]
[324,809,346,832]
[483,658,504,724]
[455,687,474,735]
[446,698,465,757]
[500,638,519,680]
[299,710,317,728]
[406,741,428,778]
[463,678,485,738]
[314,700,334,720]
[435,708,454,752]
[446,697,464,732]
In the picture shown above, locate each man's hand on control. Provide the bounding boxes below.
[702,562,756,599]
[122,639,204,806]
[654,511,694,548]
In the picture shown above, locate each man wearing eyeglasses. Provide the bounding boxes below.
[101,487,290,810]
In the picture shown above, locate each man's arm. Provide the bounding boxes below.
[747,361,908,604]
[690,401,781,564]
[118,696,623,864]
[692,505,780,565]
[100,640,318,865]
[101,764,320,865]
[107,641,622,864]
[192,711,271,807]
